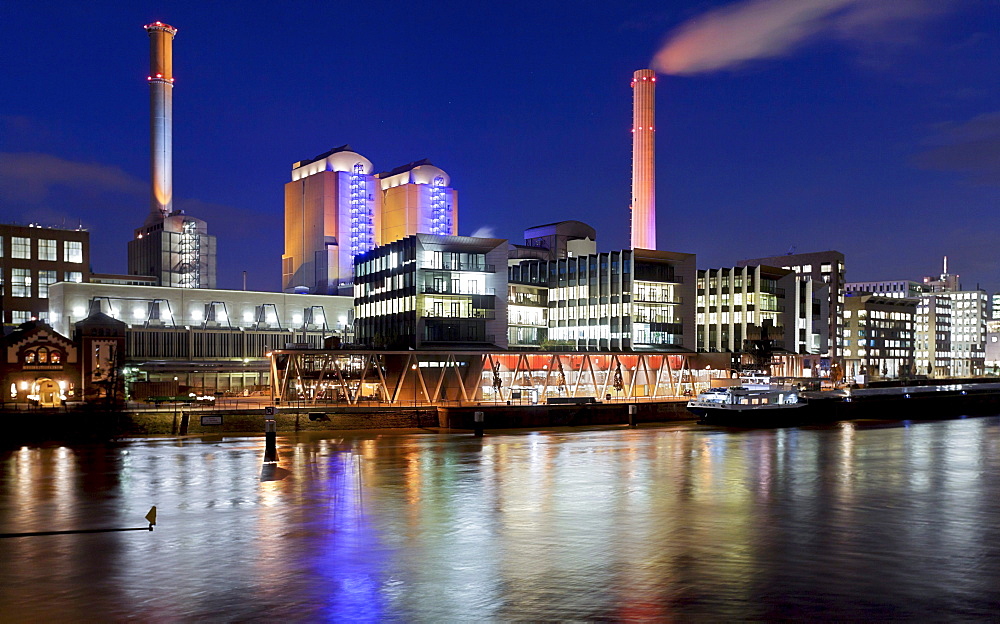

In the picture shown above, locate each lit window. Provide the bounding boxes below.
[64,241,83,263]
[11,269,31,297]
[64,271,83,283]
[38,270,57,299]
[38,239,57,261]
[12,237,31,259]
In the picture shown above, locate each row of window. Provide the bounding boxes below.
[5,270,83,298]
[1,237,84,262]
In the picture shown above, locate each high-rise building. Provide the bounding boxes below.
[128,21,216,288]
[282,147,457,295]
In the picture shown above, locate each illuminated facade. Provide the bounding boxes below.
[739,251,845,358]
[283,148,458,295]
[128,213,217,288]
[0,223,90,325]
[507,249,696,352]
[845,280,926,299]
[377,159,458,243]
[842,295,916,380]
[283,146,379,295]
[354,234,506,349]
[48,281,353,394]
[1,321,80,407]
[914,295,953,378]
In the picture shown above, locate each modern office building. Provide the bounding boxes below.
[696,265,789,354]
[914,295,953,378]
[936,290,987,377]
[283,147,458,296]
[842,295,917,380]
[507,248,696,352]
[739,251,845,358]
[0,223,90,325]
[353,234,506,349]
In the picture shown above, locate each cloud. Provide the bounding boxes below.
[469,225,496,238]
[0,152,145,203]
[913,111,1000,185]
[651,0,954,75]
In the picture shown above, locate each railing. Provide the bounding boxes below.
[633,294,682,304]
[422,262,495,272]
[421,285,495,296]
[422,309,496,320]
[508,315,547,327]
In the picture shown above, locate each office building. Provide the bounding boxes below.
[739,251,845,358]
[842,295,917,380]
[0,223,90,325]
[354,234,506,349]
[508,249,696,352]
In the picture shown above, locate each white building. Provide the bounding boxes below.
[48,282,353,393]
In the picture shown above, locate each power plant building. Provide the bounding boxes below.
[283,147,457,295]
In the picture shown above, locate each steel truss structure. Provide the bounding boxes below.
[270,349,711,406]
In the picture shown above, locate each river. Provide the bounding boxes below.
[2,417,999,621]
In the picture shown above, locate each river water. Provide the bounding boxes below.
[2,417,999,621]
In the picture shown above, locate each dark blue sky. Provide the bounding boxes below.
[3,1,998,292]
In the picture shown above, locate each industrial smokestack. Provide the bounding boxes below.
[630,69,656,250]
[144,21,177,225]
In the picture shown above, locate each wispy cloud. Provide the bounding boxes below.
[913,111,1000,186]
[469,225,497,238]
[0,152,145,203]
[651,0,955,75]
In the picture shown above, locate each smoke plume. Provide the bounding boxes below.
[652,0,952,75]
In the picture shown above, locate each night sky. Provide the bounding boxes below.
[3,1,998,293]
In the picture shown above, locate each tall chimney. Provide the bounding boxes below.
[631,69,656,250]
[144,21,177,225]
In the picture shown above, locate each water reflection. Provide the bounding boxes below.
[2,418,1000,620]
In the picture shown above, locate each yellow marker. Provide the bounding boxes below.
[145,506,157,529]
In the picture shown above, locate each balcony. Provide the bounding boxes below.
[422,309,496,320]
[422,262,495,272]
[422,285,495,296]
[633,293,682,304]
[508,314,547,327]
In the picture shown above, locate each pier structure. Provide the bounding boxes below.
[269,349,717,407]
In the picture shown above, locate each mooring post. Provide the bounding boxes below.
[628,404,637,428]
[474,411,484,437]
[264,406,278,463]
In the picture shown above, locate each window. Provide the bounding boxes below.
[12,237,31,259]
[64,271,83,283]
[64,241,83,263]
[38,270,57,299]
[11,269,31,297]
[38,239,57,261]
[12,311,31,324]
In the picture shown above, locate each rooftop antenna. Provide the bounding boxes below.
[786,245,796,255]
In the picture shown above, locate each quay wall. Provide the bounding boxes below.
[3,400,695,444]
